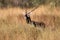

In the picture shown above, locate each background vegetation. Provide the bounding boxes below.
[0,0,60,8]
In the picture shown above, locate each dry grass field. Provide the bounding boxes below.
[0,5,60,40]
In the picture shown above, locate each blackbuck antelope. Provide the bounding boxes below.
[25,13,45,28]
[24,8,45,28]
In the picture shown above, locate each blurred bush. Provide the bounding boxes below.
[0,0,60,8]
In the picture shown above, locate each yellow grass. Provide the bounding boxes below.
[0,5,60,40]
